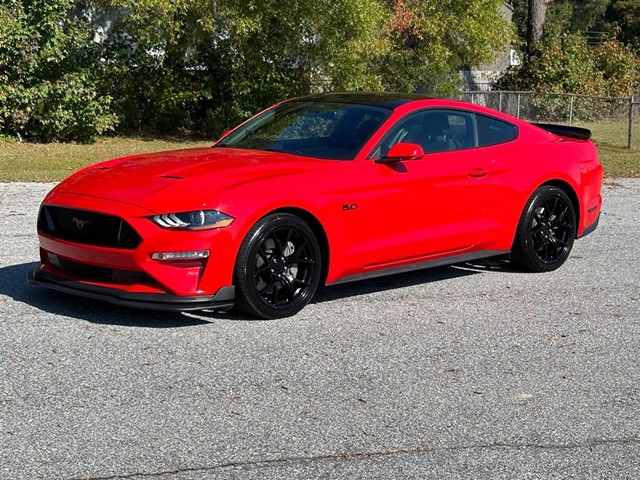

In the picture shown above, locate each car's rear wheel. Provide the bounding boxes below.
[511,185,576,272]
[234,213,321,319]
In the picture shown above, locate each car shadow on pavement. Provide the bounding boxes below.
[0,258,514,326]
[0,262,225,327]
[311,264,481,304]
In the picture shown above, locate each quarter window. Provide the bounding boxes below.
[476,115,517,147]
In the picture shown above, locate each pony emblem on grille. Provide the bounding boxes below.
[72,217,90,230]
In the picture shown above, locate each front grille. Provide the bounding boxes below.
[38,206,142,249]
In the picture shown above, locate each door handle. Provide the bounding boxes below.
[467,167,489,178]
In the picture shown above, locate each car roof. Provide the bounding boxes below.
[286,92,528,128]
[292,92,433,110]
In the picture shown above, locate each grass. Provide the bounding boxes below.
[582,121,640,178]
[0,136,213,182]
[0,123,639,182]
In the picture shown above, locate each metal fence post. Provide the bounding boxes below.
[569,95,574,126]
[628,96,634,149]
[517,93,521,118]
[499,92,503,112]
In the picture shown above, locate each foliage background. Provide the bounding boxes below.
[3,0,640,143]
[504,0,640,98]
[0,0,512,142]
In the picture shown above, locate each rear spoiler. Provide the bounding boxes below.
[533,123,592,141]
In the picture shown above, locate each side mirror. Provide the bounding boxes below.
[378,142,424,163]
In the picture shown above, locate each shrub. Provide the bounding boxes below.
[593,39,640,97]
[0,1,118,142]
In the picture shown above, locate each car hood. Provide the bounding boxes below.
[54,147,338,213]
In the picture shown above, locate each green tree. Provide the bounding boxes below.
[539,0,610,34]
[498,31,608,120]
[92,0,389,134]
[378,0,514,94]
[500,2,640,98]
[606,0,640,50]
[0,0,117,142]
[593,38,640,95]
[499,31,605,93]
[94,0,515,132]
[511,0,611,42]
[1,0,520,140]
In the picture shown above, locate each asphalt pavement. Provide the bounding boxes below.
[0,180,638,479]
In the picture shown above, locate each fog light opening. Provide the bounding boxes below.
[151,250,210,261]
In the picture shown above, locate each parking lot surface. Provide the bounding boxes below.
[1,180,639,479]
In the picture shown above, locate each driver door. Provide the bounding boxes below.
[362,109,494,268]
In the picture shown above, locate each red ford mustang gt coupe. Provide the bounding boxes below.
[29,92,603,319]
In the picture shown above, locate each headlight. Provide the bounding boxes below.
[151,210,234,230]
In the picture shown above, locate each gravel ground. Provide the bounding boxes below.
[0,180,638,479]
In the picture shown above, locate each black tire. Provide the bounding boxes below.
[234,214,322,319]
[511,185,577,272]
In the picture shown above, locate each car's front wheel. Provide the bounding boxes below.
[511,185,577,272]
[234,213,322,319]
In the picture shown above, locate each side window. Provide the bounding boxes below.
[369,109,478,159]
[368,111,424,159]
[476,114,517,147]
[435,111,477,152]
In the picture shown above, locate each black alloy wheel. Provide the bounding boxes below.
[511,185,577,272]
[234,213,322,319]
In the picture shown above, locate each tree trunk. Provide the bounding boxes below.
[526,0,553,53]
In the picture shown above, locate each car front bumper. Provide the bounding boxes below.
[31,190,244,311]
[28,265,235,311]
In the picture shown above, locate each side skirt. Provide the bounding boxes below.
[329,250,509,286]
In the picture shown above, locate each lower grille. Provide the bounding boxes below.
[47,253,154,285]
[38,206,142,250]
[56,257,114,282]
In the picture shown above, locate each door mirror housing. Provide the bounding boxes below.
[378,143,424,163]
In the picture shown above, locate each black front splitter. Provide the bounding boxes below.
[28,266,235,312]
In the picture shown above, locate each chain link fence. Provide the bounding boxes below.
[459,91,639,149]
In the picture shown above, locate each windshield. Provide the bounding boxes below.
[216,100,391,160]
